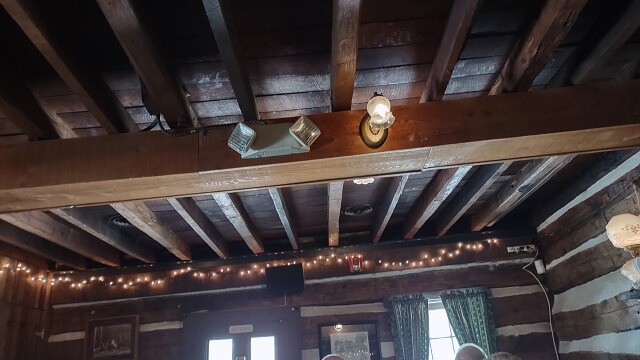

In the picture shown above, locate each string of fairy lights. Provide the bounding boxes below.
[8,239,500,290]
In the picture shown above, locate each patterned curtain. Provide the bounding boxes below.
[440,289,497,354]
[383,294,430,360]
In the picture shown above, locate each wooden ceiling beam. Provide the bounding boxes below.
[212,193,264,254]
[404,166,472,238]
[328,182,344,246]
[0,0,138,134]
[202,0,260,122]
[489,0,588,94]
[167,197,228,259]
[268,188,299,250]
[420,0,479,102]
[436,163,511,236]
[97,0,198,128]
[111,202,192,261]
[330,0,361,111]
[1,80,640,213]
[471,156,574,231]
[372,175,410,242]
[50,208,156,263]
[0,220,86,270]
[0,212,120,266]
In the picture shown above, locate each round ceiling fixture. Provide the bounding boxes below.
[109,214,133,228]
[342,204,373,216]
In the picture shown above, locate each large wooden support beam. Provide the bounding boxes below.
[167,197,228,258]
[0,212,120,266]
[202,0,260,122]
[0,221,86,269]
[371,175,409,242]
[421,0,479,102]
[49,208,156,263]
[328,182,344,246]
[268,188,299,250]
[436,163,511,236]
[1,80,640,213]
[0,0,138,134]
[97,0,197,128]
[490,0,587,94]
[212,193,264,254]
[471,156,574,231]
[404,166,472,238]
[111,202,192,260]
[330,0,361,111]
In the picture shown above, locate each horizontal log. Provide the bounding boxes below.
[1,81,640,212]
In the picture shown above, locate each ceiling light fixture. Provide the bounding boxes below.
[353,178,375,185]
[360,93,395,148]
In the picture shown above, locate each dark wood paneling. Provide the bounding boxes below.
[496,332,556,360]
[492,292,549,328]
[561,352,640,360]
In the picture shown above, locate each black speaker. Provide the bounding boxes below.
[265,263,304,294]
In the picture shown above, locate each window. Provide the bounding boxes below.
[250,336,275,360]
[208,339,233,360]
[429,300,460,360]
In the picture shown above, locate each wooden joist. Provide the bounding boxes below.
[489,0,587,94]
[330,0,361,111]
[436,163,511,236]
[0,212,120,267]
[471,156,574,231]
[97,0,198,128]
[372,175,410,242]
[167,198,228,259]
[212,193,264,253]
[0,0,138,134]
[420,0,479,102]
[328,182,344,246]
[404,166,472,238]
[111,202,192,261]
[1,80,640,213]
[50,208,156,263]
[268,188,299,250]
[0,221,86,270]
[202,0,260,122]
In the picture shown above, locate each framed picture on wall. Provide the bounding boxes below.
[318,321,381,360]
[85,316,139,360]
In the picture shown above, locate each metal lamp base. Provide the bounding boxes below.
[359,114,388,149]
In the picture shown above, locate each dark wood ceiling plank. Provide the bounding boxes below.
[436,162,511,236]
[202,0,260,122]
[489,0,588,94]
[268,188,299,250]
[212,193,264,254]
[328,182,344,246]
[404,166,472,238]
[421,0,480,102]
[0,212,120,266]
[50,207,156,263]
[97,0,198,128]
[167,197,228,259]
[0,0,138,134]
[330,0,362,111]
[372,175,410,242]
[0,220,86,270]
[471,156,575,231]
[1,80,640,212]
[111,202,192,261]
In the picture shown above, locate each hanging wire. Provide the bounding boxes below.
[140,115,265,137]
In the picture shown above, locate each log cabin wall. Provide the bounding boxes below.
[536,155,640,360]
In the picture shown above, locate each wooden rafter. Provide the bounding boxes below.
[111,202,192,261]
[268,188,299,250]
[1,80,640,213]
[330,0,361,111]
[371,175,410,242]
[0,0,138,134]
[420,0,479,102]
[167,198,228,259]
[202,0,260,122]
[97,0,198,128]
[212,193,264,254]
[328,182,344,246]
[404,166,472,238]
[471,156,574,231]
[0,212,120,266]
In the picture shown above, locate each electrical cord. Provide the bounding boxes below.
[140,115,266,136]
[522,249,560,360]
